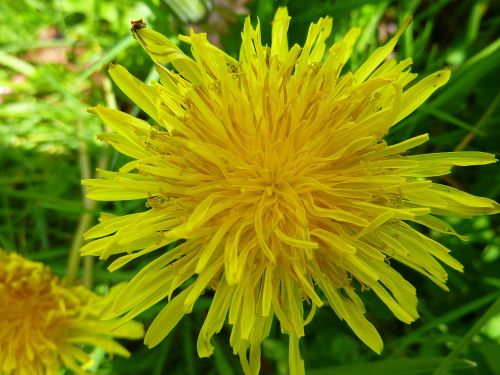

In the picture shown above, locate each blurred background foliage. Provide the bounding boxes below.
[0,0,499,374]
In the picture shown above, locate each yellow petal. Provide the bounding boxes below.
[394,69,450,124]
[413,215,467,240]
[430,183,497,208]
[354,16,411,83]
[408,151,496,166]
[144,285,194,348]
[271,8,290,61]
[188,259,223,309]
[69,335,131,357]
[133,26,203,84]
[197,279,234,357]
[90,105,151,159]
[382,133,429,156]
[82,175,160,201]
[108,64,159,121]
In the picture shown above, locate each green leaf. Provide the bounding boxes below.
[308,357,476,375]
[433,297,500,375]
[213,339,235,375]
[0,50,35,76]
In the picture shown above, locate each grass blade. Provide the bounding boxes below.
[309,357,476,375]
[432,297,500,375]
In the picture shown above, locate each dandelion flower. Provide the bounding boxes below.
[0,250,143,375]
[81,8,499,375]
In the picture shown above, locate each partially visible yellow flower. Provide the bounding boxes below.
[81,8,499,375]
[0,250,143,375]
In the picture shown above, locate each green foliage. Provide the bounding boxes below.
[0,0,499,374]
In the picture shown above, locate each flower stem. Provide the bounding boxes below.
[432,296,500,375]
[67,75,115,286]
[454,92,500,151]
[67,120,96,286]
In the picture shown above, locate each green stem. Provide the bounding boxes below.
[391,290,500,354]
[67,72,116,286]
[66,206,95,285]
[66,120,96,286]
[454,92,500,151]
[432,296,500,375]
[83,255,94,289]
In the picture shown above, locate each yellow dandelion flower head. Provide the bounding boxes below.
[81,8,499,375]
[0,250,143,375]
